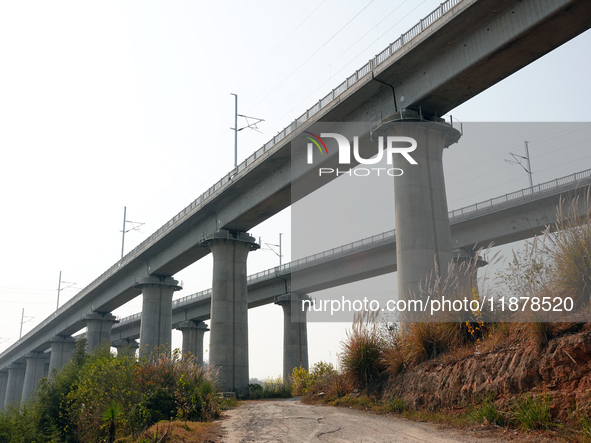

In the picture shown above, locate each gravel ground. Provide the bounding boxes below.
[219,398,510,443]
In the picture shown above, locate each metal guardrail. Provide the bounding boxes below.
[174,288,211,308]
[3,0,468,352]
[449,168,591,219]
[113,166,591,327]
[247,229,397,284]
[117,289,213,326]
[117,313,141,326]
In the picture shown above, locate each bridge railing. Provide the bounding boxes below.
[174,288,212,307]
[449,168,591,219]
[117,313,141,326]
[247,263,292,283]
[13,0,468,344]
[247,229,397,285]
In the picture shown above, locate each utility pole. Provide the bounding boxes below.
[524,141,533,188]
[230,93,264,169]
[505,141,533,188]
[19,309,33,340]
[279,233,283,266]
[121,206,127,259]
[57,271,61,311]
[231,93,238,168]
[56,272,76,311]
[265,233,283,267]
[19,308,23,340]
[121,206,145,259]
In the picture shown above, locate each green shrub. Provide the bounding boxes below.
[310,361,335,381]
[175,373,218,423]
[130,386,176,431]
[0,405,45,443]
[291,367,310,395]
[249,377,292,399]
[66,345,139,441]
[292,362,337,396]
[0,343,220,442]
[248,383,264,398]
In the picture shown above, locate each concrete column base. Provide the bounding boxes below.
[22,352,50,404]
[113,338,139,357]
[82,313,119,353]
[48,335,77,375]
[176,320,209,363]
[200,229,259,398]
[275,293,310,381]
[135,276,182,358]
[4,363,25,408]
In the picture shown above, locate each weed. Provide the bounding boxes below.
[387,397,408,414]
[510,394,554,430]
[469,397,505,426]
[326,372,349,399]
[580,414,591,439]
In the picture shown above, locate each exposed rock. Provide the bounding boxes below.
[384,328,591,418]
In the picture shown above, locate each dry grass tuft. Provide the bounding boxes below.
[129,421,220,443]
[340,310,386,389]
[545,192,591,310]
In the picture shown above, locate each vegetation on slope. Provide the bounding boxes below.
[0,345,223,443]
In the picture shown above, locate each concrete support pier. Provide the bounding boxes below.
[0,371,8,410]
[274,293,310,380]
[200,229,259,397]
[48,335,77,374]
[374,113,461,317]
[113,338,139,357]
[135,276,182,358]
[82,312,119,353]
[4,363,25,408]
[176,320,209,363]
[22,352,49,404]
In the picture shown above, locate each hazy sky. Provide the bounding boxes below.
[1,1,590,379]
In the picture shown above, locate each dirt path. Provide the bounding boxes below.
[219,398,508,443]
